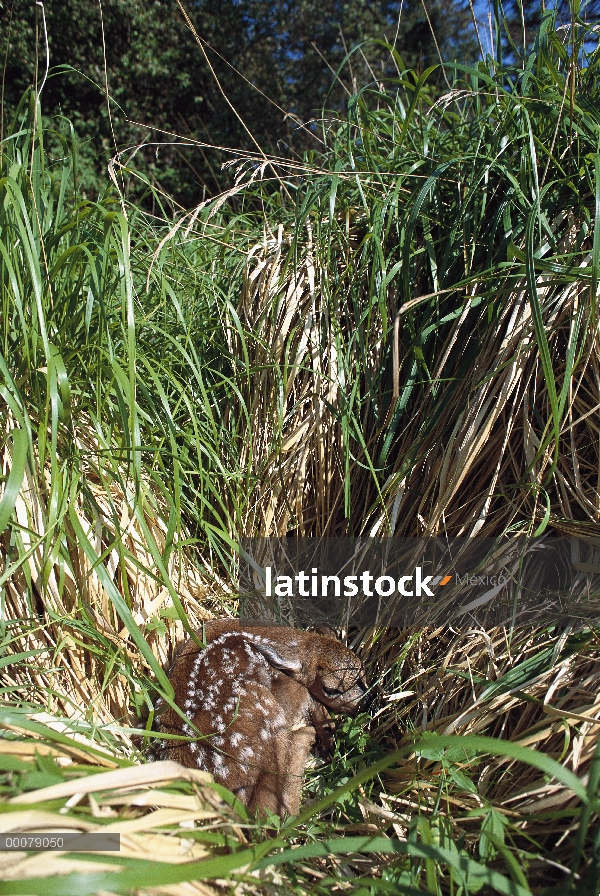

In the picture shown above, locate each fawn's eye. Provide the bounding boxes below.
[323,685,343,697]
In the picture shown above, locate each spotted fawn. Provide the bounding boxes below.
[155,619,367,816]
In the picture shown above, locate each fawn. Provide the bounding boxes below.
[155,619,367,817]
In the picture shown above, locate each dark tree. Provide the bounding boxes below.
[1,0,478,204]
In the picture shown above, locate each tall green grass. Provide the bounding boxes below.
[0,92,256,734]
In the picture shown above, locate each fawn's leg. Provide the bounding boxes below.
[310,699,335,760]
[247,723,316,817]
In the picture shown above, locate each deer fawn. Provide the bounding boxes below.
[155,619,367,817]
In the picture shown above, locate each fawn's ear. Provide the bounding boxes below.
[249,637,303,674]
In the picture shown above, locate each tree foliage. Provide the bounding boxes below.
[1,0,477,204]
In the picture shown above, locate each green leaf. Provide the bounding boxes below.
[67,508,174,698]
[479,808,506,860]
[0,429,27,534]
[448,766,478,794]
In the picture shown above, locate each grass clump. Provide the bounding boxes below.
[217,10,600,544]
[0,93,244,728]
[1,5,600,894]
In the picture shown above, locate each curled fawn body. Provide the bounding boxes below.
[156,619,367,816]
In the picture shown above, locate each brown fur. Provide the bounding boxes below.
[155,619,367,816]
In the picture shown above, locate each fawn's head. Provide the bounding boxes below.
[240,624,368,714]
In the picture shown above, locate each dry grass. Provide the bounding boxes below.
[230,217,600,543]
[0,731,242,895]
[1,417,229,733]
[350,623,600,886]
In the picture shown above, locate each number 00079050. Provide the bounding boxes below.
[3,837,64,848]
